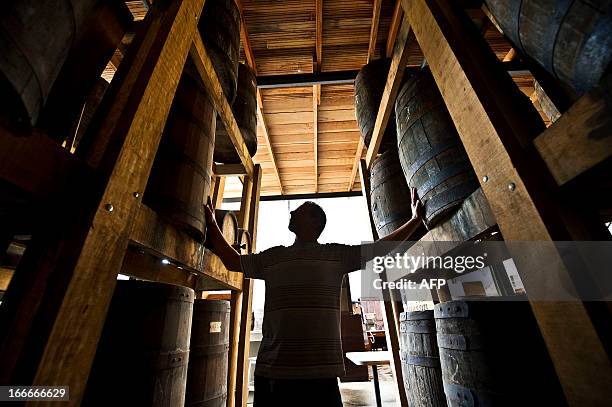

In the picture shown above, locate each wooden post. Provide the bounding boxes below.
[235,164,262,407]
[402,0,612,404]
[359,159,409,407]
[0,1,206,403]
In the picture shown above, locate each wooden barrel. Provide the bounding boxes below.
[215,209,238,245]
[370,149,413,238]
[0,0,98,128]
[485,0,612,95]
[434,300,565,406]
[199,0,241,104]
[395,68,479,227]
[214,62,258,163]
[399,311,446,407]
[186,300,230,407]
[84,280,194,406]
[234,228,252,254]
[37,0,131,142]
[144,61,216,242]
[354,58,397,152]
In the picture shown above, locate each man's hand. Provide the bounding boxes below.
[204,197,217,228]
[410,187,424,221]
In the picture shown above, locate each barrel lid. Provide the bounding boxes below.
[434,300,469,319]
[194,299,231,313]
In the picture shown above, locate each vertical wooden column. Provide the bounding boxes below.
[235,164,262,407]
[402,0,612,405]
[359,160,409,407]
[0,1,206,403]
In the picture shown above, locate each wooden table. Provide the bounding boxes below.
[346,351,391,407]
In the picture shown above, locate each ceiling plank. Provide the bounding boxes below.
[365,15,412,168]
[315,0,323,72]
[256,89,283,193]
[386,0,403,58]
[367,0,383,63]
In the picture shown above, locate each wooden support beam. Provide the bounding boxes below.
[313,85,319,192]
[256,89,283,194]
[215,163,248,176]
[120,247,200,289]
[190,34,255,176]
[402,0,612,404]
[364,15,412,168]
[534,74,612,186]
[358,159,409,407]
[347,138,365,191]
[367,0,383,63]
[235,164,261,407]
[0,267,15,292]
[386,0,404,58]
[235,0,257,74]
[315,0,323,72]
[211,176,226,208]
[227,289,243,407]
[0,0,206,401]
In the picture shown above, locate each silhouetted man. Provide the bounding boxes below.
[204,188,423,406]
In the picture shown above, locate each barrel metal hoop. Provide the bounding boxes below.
[414,160,474,199]
[404,354,441,369]
[424,181,480,223]
[374,211,412,231]
[437,333,484,351]
[401,319,436,334]
[190,342,230,356]
[443,381,504,407]
[434,301,469,318]
[154,349,190,370]
[404,140,459,186]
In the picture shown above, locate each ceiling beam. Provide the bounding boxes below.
[365,15,413,168]
[315,0,323,72]
[386,1,403,58]
[313,85,320,192]
[367,0,383,63]
[235,0,257,74]
[256,89,283,194]
[257,70,359,88]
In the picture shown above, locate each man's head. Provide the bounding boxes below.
[288,201,326,241]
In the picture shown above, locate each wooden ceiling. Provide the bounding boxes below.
[116,1,546,199]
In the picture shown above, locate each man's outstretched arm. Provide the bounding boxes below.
[204,202,242,272]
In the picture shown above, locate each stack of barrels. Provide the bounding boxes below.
[398,301,565,406]
[84,280,233,407]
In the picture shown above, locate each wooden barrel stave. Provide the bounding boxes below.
[214,63,258,163]
[369,149,413,238]
[144,61,216,242]
[400,311,446,407]
[186,300,230,407]
[199,0,241,104]
[0,0,99,127]
[84,280,195,406]
[354,58,398,152]
[485,0,612,94]
[395,68,479,228]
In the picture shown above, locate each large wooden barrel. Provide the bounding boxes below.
[354,58,397,152]
[199,0,241,104]
[434,300,565,406]
[214,63,258,163]
[215,209,238,245]
[37,1,131,142]
[84,280,195,406]
[370,149,413,238]
[485,0,612,95]
[186,300,230,407]
[395,68,479,227]
[144,61,216,242]
[235,228,252,254]
[399,311,446,407]
[0,0,98,128]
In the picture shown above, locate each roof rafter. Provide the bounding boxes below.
[367,0,383,63]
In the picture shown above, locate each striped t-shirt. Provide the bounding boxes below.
[240,242,363,379]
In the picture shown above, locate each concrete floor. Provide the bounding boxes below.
[247,365,400,407]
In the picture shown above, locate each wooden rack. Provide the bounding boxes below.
[363,1,612,407]
[0,1,259,405]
